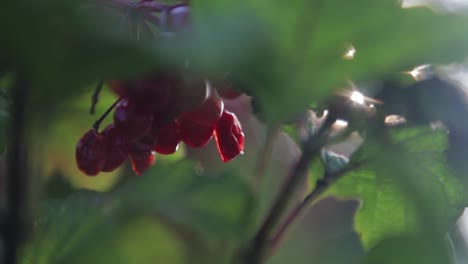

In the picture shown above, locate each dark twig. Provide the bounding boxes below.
[92,97,122,131]
[268,161,366,253]
[5,73,29,264]
[90,80,104,115]
[242,115,336,264]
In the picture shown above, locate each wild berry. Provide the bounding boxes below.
[76,129,106,176]
[152,120,180,154]
[114,98,153,141]
[181,86,224,127]
[100,124,129,172]
[178,114,214,148]
[214,110,244,162]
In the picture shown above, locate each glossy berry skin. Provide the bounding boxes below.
[130,152,156,175]
[114,98,153,141]
[152,120,180,155]
[214,110,244,162]
[181,87,224,127]
[100,124,128,172]
[178,115,214,148]
[76,129,106,176]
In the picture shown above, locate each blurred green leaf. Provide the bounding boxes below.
[327,127,466,249]
[20,191,112,264]
[21,161,255,264]
[194,0,468,123]
[362,235,453,264]
[119,160,256,241]
[0,0,162,111]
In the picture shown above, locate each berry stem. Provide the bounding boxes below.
[93,97,122,131]
[90,80,104,115]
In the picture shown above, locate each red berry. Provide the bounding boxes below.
[129,138,154,159]
[114,98,153,141]
[100,124,128,172]
[214,110,244,162]
[178,115,214,148]
[171,76,209,116]
[152,120,180,155]
[76,129,106,176]
[129,73,175,111]
[182,86,224,126]
[130,152,156,175]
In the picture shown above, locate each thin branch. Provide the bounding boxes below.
[268,161,366,253]
[92,97,122,131]
[242,115,336,264]
[90,80,104,115]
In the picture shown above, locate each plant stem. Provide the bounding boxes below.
[92,97,122,131]
[90,80,104,115]
[268,161,365,253]
[5,73,29,264]
[243,115,336,264]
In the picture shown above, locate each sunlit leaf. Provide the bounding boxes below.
[327,126,466,249]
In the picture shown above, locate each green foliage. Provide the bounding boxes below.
[3,0,468,263]
[195,0,468,123]
[20,162,254,264]
[327,127,466,250]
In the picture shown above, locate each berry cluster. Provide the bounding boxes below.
[76,71,244,176]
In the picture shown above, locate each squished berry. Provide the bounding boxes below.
[152,120,180,155]
[178,115,214,148]
[114,98,153,141]
[214,110,244,162]
[76,129,106,176]
[101,124,128,172]
[130,152,156,175]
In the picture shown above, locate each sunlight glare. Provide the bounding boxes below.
[343,45,356,60]
[334,119,349,127]
[350,91,365,104]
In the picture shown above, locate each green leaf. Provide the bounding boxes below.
[21,161,255,264]
[20,191,113,264]
[0,0,162,111]
[119,161,256,241]
[363,235,454,264]
[194,0,468,123]
[327,127,466,249]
